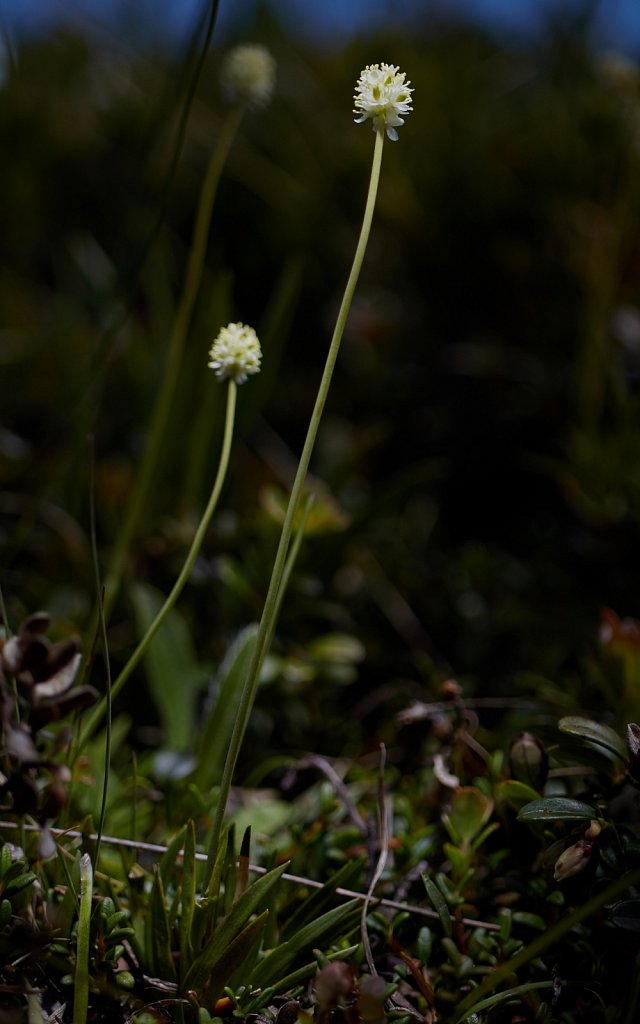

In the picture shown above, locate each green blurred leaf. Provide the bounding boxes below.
[422,874,453,939]
[444,787,494,847]
[193,625,258,790]
[497,778,541,811]
[131,582,211,750]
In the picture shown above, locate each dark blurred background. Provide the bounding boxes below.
[2,0,640,759]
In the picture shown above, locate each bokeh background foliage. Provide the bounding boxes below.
[2,1,640,768]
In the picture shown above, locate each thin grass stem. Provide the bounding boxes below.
[88,438,111,867]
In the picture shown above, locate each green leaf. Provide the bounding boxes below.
[279,857,365,943]
[3,872,37,898]
[558,716,628,765]
[609,899,640,932]
[179,821,196,979]
[444,787,494,848]
[497,778,541,811]
[193,625,259,790]
[158,825,188,888]
[422,874,453,939]
[517,798,597,823]
[248,899,362,990]
[146,867,176,981]
[131,583,211,751]
[182,861,288,991]
[201,911,269,1003]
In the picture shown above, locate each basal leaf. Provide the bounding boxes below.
[248,899,361,990]
[147,867,176,982]
[182,861,288,991]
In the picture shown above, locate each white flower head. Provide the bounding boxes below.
[354,63,414,141]
[221,44,276,108]
[208,322,262,384]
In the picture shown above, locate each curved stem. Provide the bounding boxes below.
[79,381,237,747]
[103,105,244,624]
[204,128,386,884]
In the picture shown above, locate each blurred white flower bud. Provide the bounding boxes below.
[221,44,276,108]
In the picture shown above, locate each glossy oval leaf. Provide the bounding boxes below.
[558,717,628,765]
[517,797,597,823]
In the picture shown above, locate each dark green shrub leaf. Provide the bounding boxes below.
[558,717,628,765]
[517,798,597,822]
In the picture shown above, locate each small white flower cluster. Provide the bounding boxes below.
[354,63,414,141]
[221,44,276,108]
[208,322,262,384]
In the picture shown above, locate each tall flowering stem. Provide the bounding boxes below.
[204,125,387,884]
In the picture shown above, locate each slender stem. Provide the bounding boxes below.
[73,853,93,1024]
[79,381,237,748]
[88,439,111,867]
[102,105,244,624]
[204,128,386,885]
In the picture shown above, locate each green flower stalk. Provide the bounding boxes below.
[204,63,414,885]
[102,45,275,624]
[79,324,261,747]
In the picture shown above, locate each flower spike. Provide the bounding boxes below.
[354,63,414,141]
[208,322,262,384]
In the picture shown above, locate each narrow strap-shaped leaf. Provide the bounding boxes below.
[183,861,288,991]
[193,625,259,790]
[147,866,176,982]
[235,826,251,904]
[279,856,366,942]
[422,874,453,939]
[158,824,188,887]
[204,825,229,903]
[249,898,362,990]
[201,910,269,1003]
[179,820,196,978]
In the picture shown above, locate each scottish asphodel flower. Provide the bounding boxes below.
[354,63,414,141]
[208,322,262,384]
[221,44,276,108]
